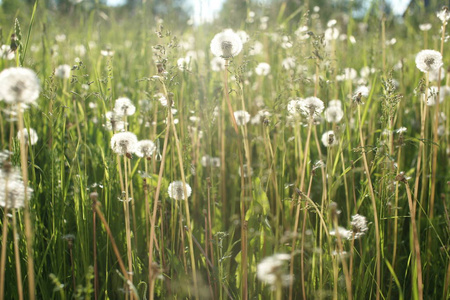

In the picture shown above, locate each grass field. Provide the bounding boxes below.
[0,1,449,299]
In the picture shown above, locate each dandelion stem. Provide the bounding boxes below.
[0,190,9,300]
[17,103,35,300]
[12,210,24,300]
[357,105,381,300]
[403,179,423,300]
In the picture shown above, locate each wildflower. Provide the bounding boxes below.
[110,132,138,156]
[168,181,192,200]
[210,30,243,59]
[0,168,32,209]
[134,140,156,158]
[0,67,40,105]
[324,105,344,123]
[360,66,376,78]
[17,128,38,145]
[257,253,293,289]
[114,97,136,116]
[300,97,324,118]
[234,110,251,126]
[415,50,443,73]
[0,45,15,60]
[321,130,338,147]
[419,23,432,31]
[437,7,450,24]
[55,64,71,79]
[350,214,368,239]
[211,56,226,72]
[255,62,271,76]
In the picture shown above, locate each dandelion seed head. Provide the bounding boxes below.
[300,97,324,118]
[321,130,338,147]
[0,169,32,209]
[0,67,40,105]
[114,97,136,116]
[238,164,253,178]
[17,128,38,146]
[255,62,271,76]
[437,7,450,24]
[211,56,226,72]
[0,45,15,60]
[210,30,243,58]
[234,110,251,126]
[415,50,443,73]
[134,140,156,158]
[168,181,192,200]
[351,214,368,239]
[55,64,71,79]
[330,226,352,240]
[110,132,138,156]
[257,253,293,289]
[324,105,344,123]
[419,23,432,31]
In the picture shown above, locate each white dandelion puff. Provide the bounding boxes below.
[415,50,443,73]
[0,67,40,105]
[300,97,324,118]
[55,64,71,79]
[437,7,450,24]
[210,30,243,59]
[114,97,136,116]
[134,140,156,158]
[0,45,15,60]
[324,105,344,123]
[110,132,138,156]
[255,62,271,76]
[211,56,226,72]
[321,130,338,147]
[234,110,251,126]
[17,128,38,146]
[350,214,368,239]
[0,169,32,209]
[257,253,293,289]
[419,23,432,31]
[168,181,192,200]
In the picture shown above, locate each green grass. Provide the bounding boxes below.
[0,2,449,299]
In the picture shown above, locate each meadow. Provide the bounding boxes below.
[0,1,449,299]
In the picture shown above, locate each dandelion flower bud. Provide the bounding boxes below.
[321,130,338,147]
[55,64,71,79]
[168,181,192,200]
[134,140,156,158]
[17,128,38,145]
[114,97,136,116]
[0,67,40,105]
[300,97,324,118]
[210,30,243,58]
[415,50,443,73]
[110,132,138,156]
[233,110,251,126]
